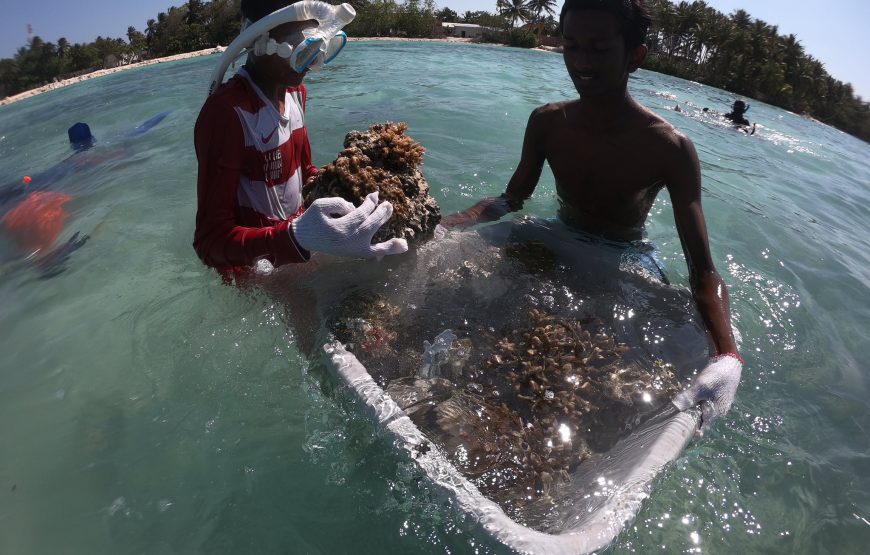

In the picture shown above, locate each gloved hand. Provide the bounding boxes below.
[291,192,408,259]
[672,353,743,436]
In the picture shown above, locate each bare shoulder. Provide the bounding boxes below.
[523,100,572,142]
[536,99,574,115]
[622,103,702,196]
[633,103,688,146]
[529,100,571,125]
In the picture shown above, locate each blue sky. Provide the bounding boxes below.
[2,1,868,98]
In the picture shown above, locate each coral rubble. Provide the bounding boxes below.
[304,122,441,244]
[330,294,683,517]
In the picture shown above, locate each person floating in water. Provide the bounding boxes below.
[723,100,756,134]
[0,122,99,276]
[1,112,170,206]
[193,0,406,283]
[724,100,750,125]
[2,115,169,277]
[442,0,743,435]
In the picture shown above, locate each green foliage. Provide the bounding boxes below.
[334,0,439,38]
[507,29,537,49]
[0,1,242,98]
[435,7,458,22]
[395,0,439,38]
[461,11,507,28]
[497,0,531,28]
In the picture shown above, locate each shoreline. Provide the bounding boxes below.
[0,38,559,107]
[0,46,228,107]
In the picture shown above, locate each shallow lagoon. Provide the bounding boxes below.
[0,42,869,553]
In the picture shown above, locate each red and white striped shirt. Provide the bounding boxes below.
[194,68,318,276]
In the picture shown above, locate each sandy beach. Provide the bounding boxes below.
[0,38,559,108]
[0,46,227,107]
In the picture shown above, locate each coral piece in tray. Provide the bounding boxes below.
[329,292,684,513]
[303,122,441,244]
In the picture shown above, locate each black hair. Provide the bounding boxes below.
[68,122,95,151]
[559,0,652,49]
[241,0,300,22]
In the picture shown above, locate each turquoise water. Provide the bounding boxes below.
[0,41,868,553]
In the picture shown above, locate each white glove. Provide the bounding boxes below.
[672,354,743,435]
[291,192,408,259]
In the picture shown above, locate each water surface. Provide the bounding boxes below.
[0,42,868,554]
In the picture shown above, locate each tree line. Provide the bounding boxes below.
[0,0,867,141]
[0,0,242,97]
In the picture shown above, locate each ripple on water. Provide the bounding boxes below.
[1,43,869,554]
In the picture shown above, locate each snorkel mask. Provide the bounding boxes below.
[208,1,356,96]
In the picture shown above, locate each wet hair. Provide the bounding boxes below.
[732,100,747,113]
[241,0,300,22]
[68,122,95,151]
[559,0,652,49]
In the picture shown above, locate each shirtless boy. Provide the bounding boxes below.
[442,0,743,434]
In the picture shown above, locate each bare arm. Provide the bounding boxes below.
[666,135,740,358]
[441,107,549,228]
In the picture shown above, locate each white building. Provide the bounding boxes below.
[442,22,491,39]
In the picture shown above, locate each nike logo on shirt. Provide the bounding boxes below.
[261,127,278,144]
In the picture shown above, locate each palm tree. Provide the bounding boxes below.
[57,37,70,59]
[145,19,156,40]
[525,0,556,43]
[497,0,530,29]
[780,34,809,107]
[648,0,678,59]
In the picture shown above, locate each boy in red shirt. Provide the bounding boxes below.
[194,0,406,280]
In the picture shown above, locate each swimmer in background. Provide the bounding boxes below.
[442,0,743,436]
[1,115,168,277]
[0,113,169,206]
[0,124,95,277]
[723,100,756,134]
[0,123,96,207]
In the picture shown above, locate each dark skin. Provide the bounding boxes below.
[245,18,320,190]
[442,9,739,358]
[244,20,318,111]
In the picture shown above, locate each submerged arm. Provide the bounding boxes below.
[668,134,742,433]
[440,107,548,229]
[668,136,743,435]
[667,136,739,357]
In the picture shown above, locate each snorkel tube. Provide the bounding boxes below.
[207,1,356,96]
